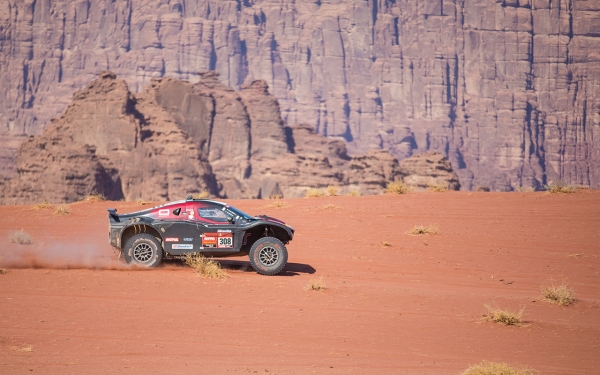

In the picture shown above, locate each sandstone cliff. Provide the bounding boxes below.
[2,72,425,203]
[1,0,598,190]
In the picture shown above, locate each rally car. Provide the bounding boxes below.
[107,196,294,275]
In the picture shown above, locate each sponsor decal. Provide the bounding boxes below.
[183,238,193,242]
[172,244,193,250]
[165,237,179,242]
[242,233,252,246]
[158,209,169,217]
[218,229,232,233]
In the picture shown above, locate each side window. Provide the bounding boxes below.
[197,206,229,223]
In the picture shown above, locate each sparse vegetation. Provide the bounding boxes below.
[184,253,228,279]
[54,204,71,215]
[192,191,210,199]
[482,304,525,326]
[305,276,326,291]
[322,204,339,210]
[568,253,585,259]
[428,183,448,192]
[80,192,106,202]
[326,185,339,196]
[348,189,361,197]
[9,229,32,245]
[136,198,151,206]
[268,201,288,208]
[305,188,326,198]
[407,224,440,235]
[461,361,538,375]
[544,181,576,194]
[270,194,283,200]
[515,186,535,192]
[385,180,411,194]
[541,282,575,306]
[10,345,33,353]
[33,200,54,210]
[380,241,391,247]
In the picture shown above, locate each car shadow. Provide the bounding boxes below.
[217,259,316,276]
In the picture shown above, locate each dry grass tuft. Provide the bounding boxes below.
[380,241,392,247]
[544,181,576,194]
[184,253,228,279]
[9,229,32,245]
[80,192,106,202]
[322,204,339,210]
[54,204,71,215]
[428,183,448,192]
[136,198,151,206]
[541,282,575,306]
[268,201,288,208]
[568,253,585,259]
[326,185,339,196]
[385,180,411,194]
[11,345,33,353]
[305,188,326,198]
[515,186,535,192]
[33,200,54,210]
[191,191,210,199]
[407,224,440,235]
[349,189,361,196]
[461,361,538,375]
[482,304,525,326]
[270,194,283,200]
[305,277,326,291]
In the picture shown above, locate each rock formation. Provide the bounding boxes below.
[1,0,598,190]
[399,153,461,191]
[3,72,439,204]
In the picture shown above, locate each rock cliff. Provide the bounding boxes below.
[3,72,429,203]
[1,0,598,190]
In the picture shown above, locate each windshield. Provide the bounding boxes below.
[225,205,254,220]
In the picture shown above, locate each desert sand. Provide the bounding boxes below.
[0,192,599,374]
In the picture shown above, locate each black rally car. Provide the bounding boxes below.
[107,196,294,275]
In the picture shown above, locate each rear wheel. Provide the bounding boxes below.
[249,237,288,276]
[123,233,163,268]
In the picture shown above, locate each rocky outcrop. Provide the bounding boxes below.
[399,153,461,191]
[1,72,410,203]
[1,0,598,190]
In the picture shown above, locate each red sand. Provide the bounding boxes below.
[1,192,599,374]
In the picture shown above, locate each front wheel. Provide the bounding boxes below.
[123,233,163,268]
[249,237,288,276]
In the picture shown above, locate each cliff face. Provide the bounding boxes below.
[3,72,429,203]
[1,0,599,190]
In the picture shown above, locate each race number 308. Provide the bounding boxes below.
[218,237,232,248]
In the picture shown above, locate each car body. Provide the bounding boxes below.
[107,196,294,275]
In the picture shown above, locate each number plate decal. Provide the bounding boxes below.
[202,232,233,248]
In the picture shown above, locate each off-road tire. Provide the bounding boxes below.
[123,233,163,268]
[249,236,288,276]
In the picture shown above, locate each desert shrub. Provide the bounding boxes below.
[269,201,286,208]
[80,192,106,202]
[305,188,326,198]
[541,282,575,306]
[476,186,490,192]
[544,181,576,194]
[136,198,151,206]
[348,189,361,197]
[305,277,326,291]
[385,181,411,194]
[322,204,339,210]
[191,191,210,199]
[54,204,71,215]
[461,361,538,375]
[428,184,448,192]
[9,229,32,245]
[407,224,439,235]
[326,185,339,196]
[270,194,283,199]
[482,304,525,326]
[380,241,391,247]
[184,253,228,279]
[33,200,54,210]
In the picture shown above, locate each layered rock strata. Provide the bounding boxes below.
[4,72,448,203]
[1,0,598,190]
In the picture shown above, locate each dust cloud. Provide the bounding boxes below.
[0,241,132,270]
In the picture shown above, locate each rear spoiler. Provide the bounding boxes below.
[107,208,120,222]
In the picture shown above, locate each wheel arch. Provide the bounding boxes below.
[120,224,163,250]
[241,223,291,252]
